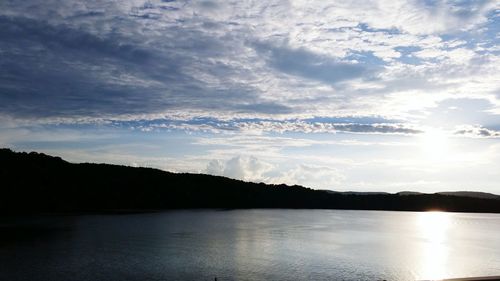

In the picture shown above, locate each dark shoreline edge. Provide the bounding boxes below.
[2,148,500,215]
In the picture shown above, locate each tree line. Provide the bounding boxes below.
[2,148,500,214]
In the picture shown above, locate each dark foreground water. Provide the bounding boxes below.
[1,210,500,281]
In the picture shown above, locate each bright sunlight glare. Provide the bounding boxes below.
[419,128,450,162]
[417,211,451,280]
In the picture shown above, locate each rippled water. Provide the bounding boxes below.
[1,210,500,281]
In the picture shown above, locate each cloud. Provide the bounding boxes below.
[0,0,499,131]
[206,156,274,182]
[206,159,225,175]
[271,164,345,189]
[131,118,423,135]
[205,156,344,189]
[0,13,278,120]
[235,121,423,135]
[325,0,498,35]
[0,15,172,118]
[254,42,371,84]
[454,125,500,138]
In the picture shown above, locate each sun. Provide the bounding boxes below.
[419,128,449,162]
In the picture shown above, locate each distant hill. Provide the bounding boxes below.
[329,190,500,199]
[322,190,390,196]
[1,148,500,214]
[437,191,500,200]
[397,191,424,196]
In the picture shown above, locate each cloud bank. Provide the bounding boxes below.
[0,0,499,128]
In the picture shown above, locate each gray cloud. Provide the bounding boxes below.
[0,16,170,118]
[0,0,498,128]
[234,121,422,135]
[254,42,371,84]
[0,14,288,120]
[133,118,423,135]
[454,125,500,138]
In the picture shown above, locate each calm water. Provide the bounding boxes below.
[1,210,500,281]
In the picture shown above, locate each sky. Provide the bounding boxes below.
[1,0,500,193]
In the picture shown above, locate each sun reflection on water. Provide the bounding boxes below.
[417,211,451,280]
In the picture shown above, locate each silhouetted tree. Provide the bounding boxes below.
[1,148,500,214]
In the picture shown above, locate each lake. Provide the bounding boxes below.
[1,209,500,281]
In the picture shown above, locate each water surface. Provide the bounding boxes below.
[1,210,500,281]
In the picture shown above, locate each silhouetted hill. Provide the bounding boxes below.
[2,148,500,214]
[437,191,500,200]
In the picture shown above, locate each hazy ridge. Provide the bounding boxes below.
[1,148,500,214]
